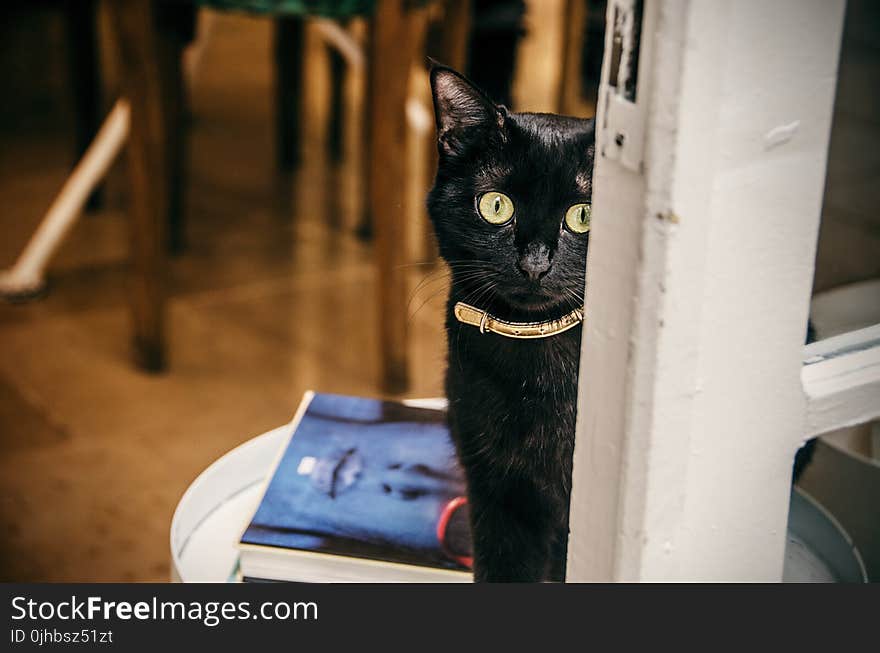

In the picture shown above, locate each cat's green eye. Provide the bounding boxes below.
[564,203,591,233]
[478,192,515,225]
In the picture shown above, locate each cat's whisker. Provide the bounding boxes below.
[407,286,454,322]
[407,272,490,316]
[406,266,503,321]
[393,261,443,270]
[561,287,585,314]
[408,270,488,304]
[458,279,499,321]
[408,272,451,297]
[406,270,454,311]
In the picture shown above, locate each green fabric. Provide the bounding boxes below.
[197,0,377,18]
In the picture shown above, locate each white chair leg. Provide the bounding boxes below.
[0,99,129,301]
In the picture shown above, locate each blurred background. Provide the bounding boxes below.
[0,0,877,581]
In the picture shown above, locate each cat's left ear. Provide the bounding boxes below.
[430,65,505,158]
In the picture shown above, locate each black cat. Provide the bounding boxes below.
[427,66,595,582]
[426,65,821,581]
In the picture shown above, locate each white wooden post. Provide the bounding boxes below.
[567,0,847,581]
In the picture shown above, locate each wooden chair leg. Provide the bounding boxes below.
[557,0,589,116]
[355,20,375,240]
[421,0,473,262]
[370,0,415,393]
[402,6,436,266]
[107,0,169,372]
[439,0,471,71]
[155,2,194,254]
[327,27,347,164]
[274,16,305,170]
[64,0,103,211]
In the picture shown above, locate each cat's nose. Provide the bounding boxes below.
[518,243,552,281]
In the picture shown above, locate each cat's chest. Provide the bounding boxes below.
[445,321,579,494]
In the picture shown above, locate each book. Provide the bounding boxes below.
[238,391,474,582]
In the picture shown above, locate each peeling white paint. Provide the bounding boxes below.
[764,120,801,150]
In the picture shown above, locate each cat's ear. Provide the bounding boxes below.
[430,66,505,157]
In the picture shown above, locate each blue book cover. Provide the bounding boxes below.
[240,392,472,571]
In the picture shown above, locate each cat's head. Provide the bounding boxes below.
[427,66,595,318]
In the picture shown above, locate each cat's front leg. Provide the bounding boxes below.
[468,486,555,582]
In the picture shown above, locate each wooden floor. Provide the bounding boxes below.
[1,4,877,581]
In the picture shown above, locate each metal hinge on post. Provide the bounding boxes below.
[598,0,650,172]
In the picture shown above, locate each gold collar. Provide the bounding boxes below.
[453,301,584,339]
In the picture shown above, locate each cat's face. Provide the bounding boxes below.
[427,67,595,317]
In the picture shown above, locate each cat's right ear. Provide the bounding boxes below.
[430,66,505,158]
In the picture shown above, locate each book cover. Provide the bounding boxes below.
[240,392,472,572]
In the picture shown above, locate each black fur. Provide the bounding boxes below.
[427,67,595,582]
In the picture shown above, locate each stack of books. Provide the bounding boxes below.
[237,392,473,582]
